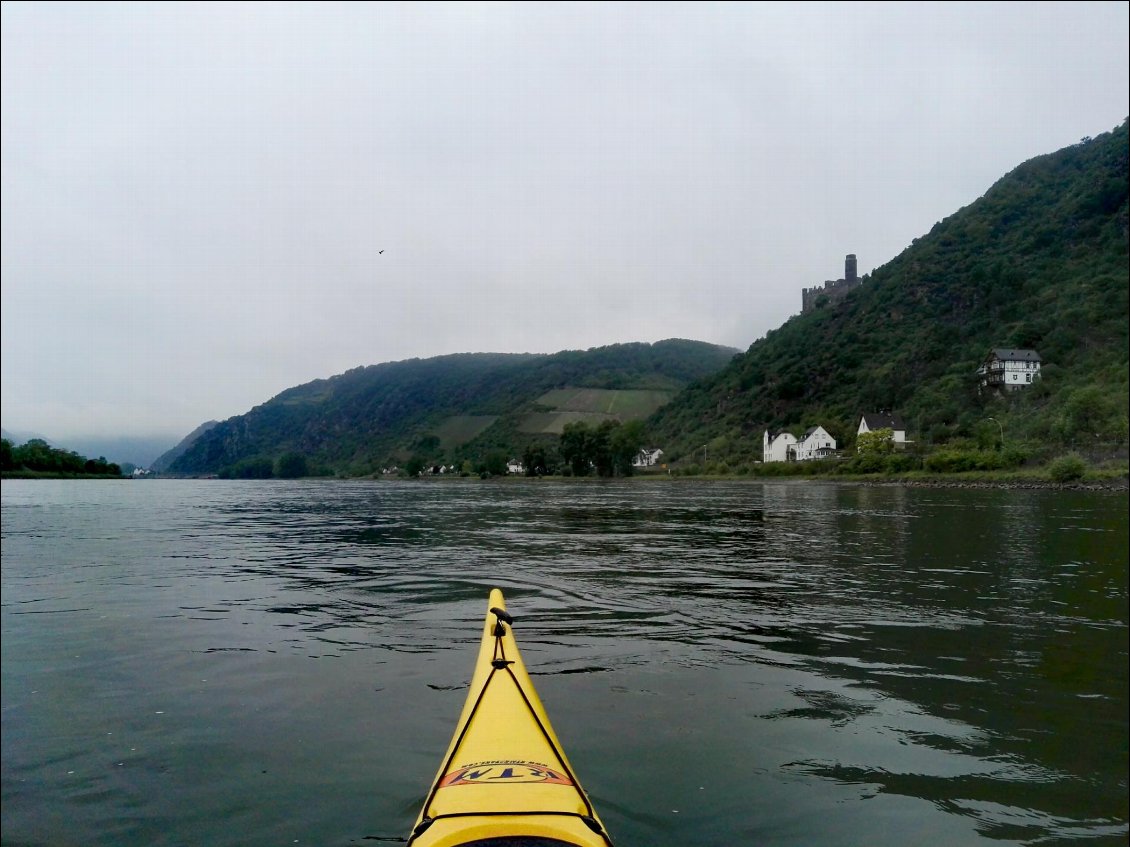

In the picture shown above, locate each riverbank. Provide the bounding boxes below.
[12,467,1127,490]
[1,470,128,480]
[636,464,1130,490]
[839,474,1128,491]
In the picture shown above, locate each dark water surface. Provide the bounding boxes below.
[2,479,1126,846]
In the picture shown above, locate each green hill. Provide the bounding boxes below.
[169,339,737,476]
[150,420,218,472]
[650,120,1129,469]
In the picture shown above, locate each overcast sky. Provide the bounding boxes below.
[2,1,1127,442]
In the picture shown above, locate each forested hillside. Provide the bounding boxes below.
[1,438,122,477]
[169,339,736,476]
[150,421,218,472]
[650,120,1129,468]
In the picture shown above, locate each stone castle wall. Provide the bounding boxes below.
[802,254,862,314]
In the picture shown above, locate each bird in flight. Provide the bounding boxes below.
[379,250,384,254]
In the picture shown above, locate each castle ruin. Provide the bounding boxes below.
[802,254,863,314]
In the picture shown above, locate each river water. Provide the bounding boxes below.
[1,479,1126,846]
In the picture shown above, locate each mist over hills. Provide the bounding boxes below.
[0,428,175,468]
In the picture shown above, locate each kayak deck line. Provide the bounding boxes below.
[407,590,614,847]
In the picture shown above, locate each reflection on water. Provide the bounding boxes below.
[1,479,1127,846]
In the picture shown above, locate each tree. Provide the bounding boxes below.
[523,444,549,476]
[560,422,591,477]
[275,452,309,478]
[610,420,646,476]
[228,456,273,478]
[590,421,615,477]
[856,428,895,454]
[483,450,508,477]
[4,439,120,476]
[1053,386,1124,446]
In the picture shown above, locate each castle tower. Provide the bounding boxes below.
[845,254,857,283]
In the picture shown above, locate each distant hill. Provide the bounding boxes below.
[649,120,1129,467]
[151,421,219,472]
[169,339,737,476]
[61,435,180,468]
[1,427,48,445]
[1,428,173,467]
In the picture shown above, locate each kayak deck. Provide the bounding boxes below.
[407,589,613,847]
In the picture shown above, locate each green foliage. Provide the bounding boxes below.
[481,451,508,477]
[1052,385,1127,446]
[649,120,1129,469]
[588,421,613,477]
[753,458,841,476]
[610,419,647,476]
[161,123,1129,479]
[522,444,551,476]
[169,340,733,477]
[2,438,122,476]
[557,419,645,477]
[274,452,309,478]
[560,421,591,476]
[857,428,895,454]
[415,434,440,451]
[1047,453,1088,482]
[220,456,274,479]
[923,449,1015,473]
[835,452,923,475]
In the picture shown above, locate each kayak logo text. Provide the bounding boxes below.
[440,760,574,787]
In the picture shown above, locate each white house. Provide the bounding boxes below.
[763,430,798,463]
[857,412,908,449]
[506,458,525,475]
[793,426,837,461]
[977,348,1042,391]
[633,448,664,468]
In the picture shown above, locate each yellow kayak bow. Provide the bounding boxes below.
[407,589,614,847]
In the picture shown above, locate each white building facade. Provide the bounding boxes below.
[793,426,837,461]
[977,348,1042,391]
[857,413,908,448]
[633,448,664,468]
[763,430,798,463]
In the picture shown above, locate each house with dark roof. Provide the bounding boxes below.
[794,426,837,461]
[764,426,838,462]
[762,429,798,463]
[633,448,664,468]
[977,348,1042,391]
[857,412,908,449]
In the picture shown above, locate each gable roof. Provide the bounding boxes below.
[860,412,905,431]
[988,348,1041,363]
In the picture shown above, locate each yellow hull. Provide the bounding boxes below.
[407,589,613,847]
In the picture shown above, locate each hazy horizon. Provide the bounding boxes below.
[3,2,1128,443]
